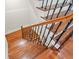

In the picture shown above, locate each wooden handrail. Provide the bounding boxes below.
[23,13,73,29]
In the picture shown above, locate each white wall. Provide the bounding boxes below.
[5,0,43,34]
[5,0,72,34]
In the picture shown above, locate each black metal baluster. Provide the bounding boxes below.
[34,26,37,39]
[50,0,59,19]
[39,25,43,36]
[53,19,73,48]
[37,26,40,34]
[36,26,39,33]
[46,0,53,19]
[45,0,49,9]
[29,28,33,40]
[33,27,35,40]
[43,24,54,45]
[42,25,48,39]
[65,0,68,4]
[21,26,24,38]
[39,25,43,42]
[34,27,36,32]
[36,26,38,33]
[71,0,73,4]
[36,26,40,42]
[47,22,62,46]
[64,3,72,15]
[42,24,48,45]
[58,31,73,50]
[41,0,45,8]
[37,26,41,43]
[56,0,67,18]
[69,0,73,4]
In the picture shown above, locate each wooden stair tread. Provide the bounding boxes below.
[37,2,71,11]
[41,10,73,20]
[35,48,58,59]
[48,26,72,50]
[59,26,73,44]
[8,39,47,59]
[55,37,73,59]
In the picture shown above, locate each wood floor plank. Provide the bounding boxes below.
[8,39,47,59]
[35,48,58,59]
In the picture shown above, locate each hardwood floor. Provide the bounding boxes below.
[6,28,73,59]
[35,48,58,59]
[8,39,47,59]
[6,29,57,59]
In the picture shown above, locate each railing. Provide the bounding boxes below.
[37,0,73,20]
[21,13,73,50]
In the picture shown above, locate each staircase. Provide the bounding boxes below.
[6,0,73,59]
[30,0,72,20]
[6,13,73,59]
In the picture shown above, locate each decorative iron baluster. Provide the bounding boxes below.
[42,25,48,45]
[49,2,72,43]
[58,31,73,50]
[47,1,72,45]
[64,3,72,15]
[36,26,39,33]
[43,24,54,45]
[50,0,59,19]
[53,19,73,47]
[56,0,67,18]
[39,25,43,42]
[34,26,37,40]
[45,0,49,9]
[46,0,53,19]
[37,26,40,34]
[39,25,43,36]
[41,0,45,8]
[35,26,36,32]
[21,26,24,38]
[47,22,62,46]
[65,0,68,4]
